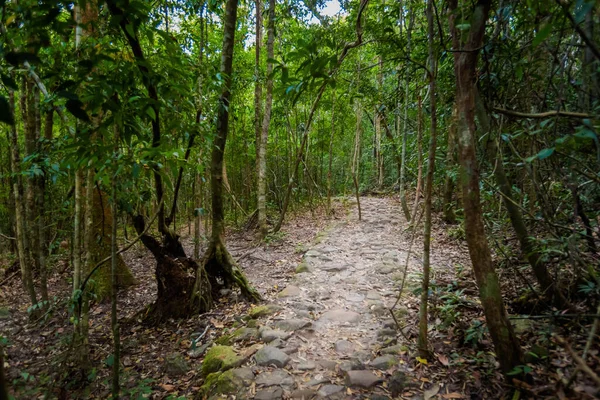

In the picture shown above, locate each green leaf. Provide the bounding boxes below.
[532,23,552,47]
[0,96,15,125]
[574,128,597,140]
[146,107,156,121]
[537,147,554,160]
[456,23,471,31]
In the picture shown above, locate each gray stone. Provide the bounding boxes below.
[377,328,396,339]
[278,285,301,298]
[250,304,284,318]
[334,340,354,355]
[345,370,383,388]
[255,387,284,400]
[317,385,344,398]
[344,293,365,302]
[305,250,322,257]
[256,369,294,387]
[268,338,285,348]
[321,264,347,272]
[231,327,259,343]
[317,360,338,371]
[318,246,338,254]
[0,308,10,320]
[380,344,407,355]
[260,329,291,342]
[274,319,312,332]
[319,309,361,323]
[339,360,364,373]
[231,367,255,384]
[370,355,397,370]
[254,346,290,367]
[164,353,189,377]
[282,345,300,354]
[298,360,317,370]
[366,291,382,300]
[306,376,330,386]
[291,389,317,399]
[376,264,395,274]
[189,342,211,359]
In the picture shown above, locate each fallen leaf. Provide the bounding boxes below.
[442,393,463,399]
[438,354,449,366]
[160,384,175,392]
[424,384,440,400]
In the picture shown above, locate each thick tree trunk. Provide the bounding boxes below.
[196,0,260,309]
[418,0,437,358]
[375,56,383,187]
[352,96,362,221]
[449,0,523,377]
[254,0,263,165]
[327,90,335,215]
[257,0,275,238]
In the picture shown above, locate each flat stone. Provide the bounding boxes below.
[376,264,395,274]
[317,384,344,397]
[254,346,290,367]
[334,340,354,355]
[256,369,294,387]
[274,319,312,332]
[306,375,330,386]
[318,246,338,254]
[339,360,364,373]
[344,293,365,302]
[366,291,382,300]
[291,388,317,399]
[255,387,284,400]
[345,370,383,388]
[370,355,397,370]
[250,304,283,318]
[377,328,396,340]
[305,250,322,257]
[260,329,291,342]
[319,255,334,262]
[321,264,348,272]
[317,360,338,371]
[231,367,255,384]
[164,353,189,377]
[319,309,361,323]
[278,285,301,298]
[282,345,300,354]
[380,344,408,355]
[298,360,317,370]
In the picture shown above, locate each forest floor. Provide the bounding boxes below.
[0,196,597,399]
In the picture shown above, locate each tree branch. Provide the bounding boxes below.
[494,107,593,119]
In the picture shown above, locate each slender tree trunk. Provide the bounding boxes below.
[0,348,7,400]
[449,0,522,376]
[111,125,120,399]
[399,6,413,221]
[475,92,570,309]
[257,0,275,238]
[411,93,424,222]
[375,56,383,187]
[8,91,38,310]
[442,105,457,223]
[254,0,263,166]
[352,95,362,221]
[327,90,336,215]
[418,0,437,358]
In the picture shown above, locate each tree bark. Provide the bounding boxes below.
[257,0,275,238]
[254,0,263,166]
[442,105,457,223]
[449,0,523,376]
[418,0,437,358]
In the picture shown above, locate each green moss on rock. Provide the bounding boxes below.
[295,263,310,274]
[249,304,282,319]
[201,345,244,376]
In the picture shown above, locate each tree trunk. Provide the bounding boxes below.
[195,0,260,310]
[398,7,413,221]
[442,105,457,224]
[475,91,570,310]
[257,0,275,238]
[411,93,424,223]
[111,125,121,399]
[8,91,38,311]
[327,90,336,215]
[254,0,263,167]
[352,95,362,221]
[418,0,437,358]
[449,0,523,377]
[375,56,383,187]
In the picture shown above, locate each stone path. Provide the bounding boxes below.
[201,197,422,399]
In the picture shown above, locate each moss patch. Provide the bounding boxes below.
[201,345,243,376]
[295,263,310,274]
[201,370,243,397]
[249,304,282,319]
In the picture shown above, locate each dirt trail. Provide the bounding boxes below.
[234,197,423,399]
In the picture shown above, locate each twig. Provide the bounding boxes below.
[0,232,15,241]
[555,335,600,386]
[493,107,592,119]
[0,271,19,287]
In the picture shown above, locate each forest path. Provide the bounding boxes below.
[244,197,422,399]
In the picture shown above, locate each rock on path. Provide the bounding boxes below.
[206,197,422,399]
